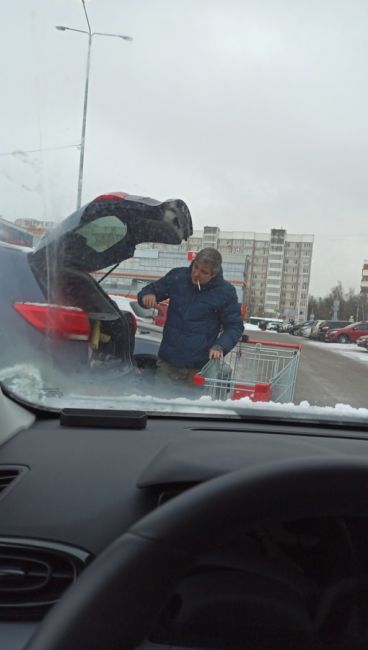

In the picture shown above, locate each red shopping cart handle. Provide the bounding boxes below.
[246,339,302,351]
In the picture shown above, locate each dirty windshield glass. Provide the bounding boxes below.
[1,1,368,422]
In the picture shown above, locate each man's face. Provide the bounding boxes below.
[191,259,216,285]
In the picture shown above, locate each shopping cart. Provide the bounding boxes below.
[193,339,302,403]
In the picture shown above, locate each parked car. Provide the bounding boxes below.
[110,295,168,330]
[266,322,279,331]
[357,334,368,350]
[276,321,292,332]
[325,321,368,344]
[299,322,314,337]
[0,192,192,386]
[309,319,324,339]
[109,295,154,322]
[310,320,351,341]
[288,320,314,336]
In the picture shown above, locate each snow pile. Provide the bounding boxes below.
[46,391,368,423]
[306,339,368,365]
[0,364,45,402]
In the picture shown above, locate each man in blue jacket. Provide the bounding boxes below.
[137,248,243,391]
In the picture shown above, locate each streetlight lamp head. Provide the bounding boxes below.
[55,25,67,31]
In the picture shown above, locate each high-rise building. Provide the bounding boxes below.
[102,226,313,320]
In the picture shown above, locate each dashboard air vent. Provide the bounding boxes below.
[0,465,27,500]
[0,538,92,620]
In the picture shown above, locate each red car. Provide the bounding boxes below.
[325,321,368,343]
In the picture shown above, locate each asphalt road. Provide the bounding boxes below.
[243,329,368,408]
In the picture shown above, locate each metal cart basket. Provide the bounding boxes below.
[193,339,302,403]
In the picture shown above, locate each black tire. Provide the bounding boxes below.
[338,334,350,344]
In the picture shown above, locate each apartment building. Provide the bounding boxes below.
[108,226,313,320]
[245,228,314,320]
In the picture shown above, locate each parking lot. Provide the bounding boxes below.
[243,328,368,408]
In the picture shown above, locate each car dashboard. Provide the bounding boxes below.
[2,396,368,649]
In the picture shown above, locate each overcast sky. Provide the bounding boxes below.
[1,0,368,295]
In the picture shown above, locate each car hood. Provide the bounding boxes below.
[30,192,193,273]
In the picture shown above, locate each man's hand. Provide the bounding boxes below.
[142,294,157,309]
[209,345,224,360]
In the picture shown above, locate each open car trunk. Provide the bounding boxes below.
[27,193,193,371]
[54,267,137,372]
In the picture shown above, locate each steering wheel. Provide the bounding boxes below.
[26,457,368,650]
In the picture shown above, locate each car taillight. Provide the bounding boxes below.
[93,192,128,202]
[13,303,90,340]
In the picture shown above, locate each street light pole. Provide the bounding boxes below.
[77,30,92,210]
[56,0,132,209]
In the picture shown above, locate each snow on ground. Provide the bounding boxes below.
[304,338,368,365]
[242,325,368,366]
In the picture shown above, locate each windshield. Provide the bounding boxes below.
[1,1,368,423]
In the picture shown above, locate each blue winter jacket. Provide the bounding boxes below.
[137,265,244,369]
